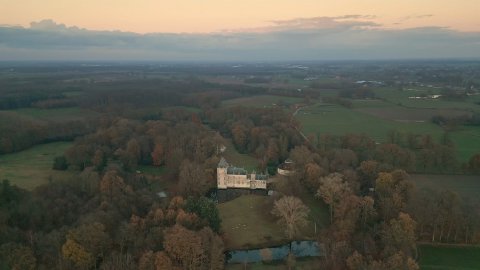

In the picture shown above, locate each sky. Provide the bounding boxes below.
[0,0,479,61]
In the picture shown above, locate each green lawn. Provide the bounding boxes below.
[0,142,73,190]
[450,126,480,161]
[137,165,166,176]
[418,244,480,270]
[222,95,303,109]
[411,174,480,201]
[219,195,289,250]
[218,193,328,250]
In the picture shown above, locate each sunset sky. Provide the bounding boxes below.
[0,0,479,61]
[1,0,479,33]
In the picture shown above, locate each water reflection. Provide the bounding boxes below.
[227,241,323,264]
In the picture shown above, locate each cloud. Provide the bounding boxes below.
[0,18,478,61]
[396,14,434,24]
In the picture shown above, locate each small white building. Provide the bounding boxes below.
[217,157,267,190]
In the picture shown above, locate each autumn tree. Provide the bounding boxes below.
[317,173,351,224]
[271,196,310,239]
[381,212,417,258]
[178,160,210,197]
[163,225,205,269]
[151,142,165,166]
[0,243,37,270]
[62,222,111,269]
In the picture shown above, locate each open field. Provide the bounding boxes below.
[373,87,480,111]
[411,174,480,201]
[296,102,480,161]
[354,100,472,122]
[218,193,328,250]
[450,126,480,161]
[6,107,98,123]
[296,103,443,142]
[0,142,74,190]
[219,195,287,250]
[418,244,480,270]
[222,95,303,109]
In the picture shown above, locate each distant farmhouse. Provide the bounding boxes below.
[217,157,267,190]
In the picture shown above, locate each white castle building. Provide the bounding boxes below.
[217,157,267,190]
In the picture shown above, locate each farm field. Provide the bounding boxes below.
[296,103,443,142]
[450,126,480,161]
[296,102,480,161]
[353,100,472,122]
[411,174,480,201]
[222,95,303,109]
[418,244,480,270]
[373,87,480,111]
[0,142,73,190]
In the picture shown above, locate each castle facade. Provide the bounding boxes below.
[217,157,267,190]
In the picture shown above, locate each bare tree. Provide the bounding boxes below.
[271,196,310,239]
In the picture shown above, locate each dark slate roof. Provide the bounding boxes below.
[255,174,268,180]
[227,167,247,175]
[218,157,229,168]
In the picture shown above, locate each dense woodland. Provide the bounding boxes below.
[1,63,480,269]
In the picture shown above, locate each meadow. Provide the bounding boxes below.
[418,244,480,270]
[296,103,443,142]
[296,101,480,162]
[10,107,97,122]
[411,174,480,201]
[218,193,329,250]
[0,141,73,190]
[222,139,259,172]
[218,195,287,250]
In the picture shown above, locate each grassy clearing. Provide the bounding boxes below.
[137,165,166,176]
[218,192,329,250]
[9,107,97,122]
[222,95,303,109]
[218,195,287,250]
[222,139,259,172]
[411,174,480,201]
[450,126,480,161]
[0,142,73,190]
[418,244,480,270]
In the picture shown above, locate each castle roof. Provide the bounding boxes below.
[218,157,229,168]
[227,167,247,175]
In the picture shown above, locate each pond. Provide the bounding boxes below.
[227,240,324,264]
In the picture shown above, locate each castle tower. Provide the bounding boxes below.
[217,157,229,189]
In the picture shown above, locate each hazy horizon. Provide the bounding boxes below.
[1,1,479,61]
